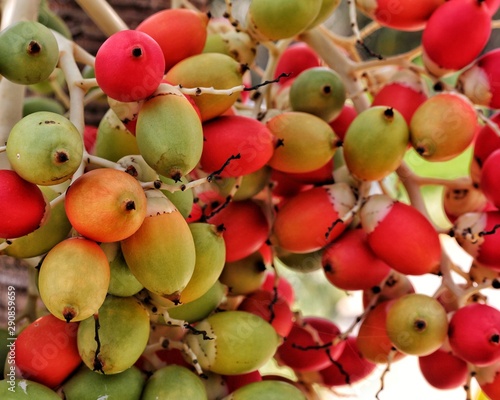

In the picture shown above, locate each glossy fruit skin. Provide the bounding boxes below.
[7,111,83,185]
[473,112,500,170]
[200,115,275,178]
[267,111,338,174]
[274,42,322,85]
[0,379,61,399]
[322,228,392,291]
[343,106,409,181]
[448,303,500,366]
[164,53,244,121]
[65,168,148,243]
[183,310,280,375]
[219,251,268,296]
[385,294,448,356]
[95,30,165,102]
[38,237,110,322]
[409,92,477,162]
[62,365,145,400]
[422,0,491,73]
[77,295,150,374]
[135,85,204,180]
[272,183,356,253]
[0,21,59,85]
[289,67,346,122]
[207,199,270,262]
[418,347,468,390]
[248,0,322,41]
[0,170,47,239]
[277,316,345,372]
[480,149,500,208]
[356,0,444,31]
[136,8,209,72]
[15,314,81,389]
[360,194,441,276]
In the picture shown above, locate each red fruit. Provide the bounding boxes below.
[15,314,81,388]
[371,80,428,126]
[285,159,334,185]
[223,370,262,393]
[328,103,357,141]
[322,228,392,291]
[357,0,444,31]
[136,8,209,72]
[480,149,500,208]
[238,289,294,337]
[448,303,500,366]
[474,112,500,168]
[83,124,98,153]
[272,183,356,254]
[200,115,275,178]
[360,194,441,276]
[418,347,468,389]
[277,316,345,372]
[274,42,322,84]
[316,336,376,386]
[261,271,295,305]
[270,169,313,201]
[0,169,47,239]
[422,0,491,73]
[95,30,165,102]
[207,199,270,262]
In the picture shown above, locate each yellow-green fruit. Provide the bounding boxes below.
[267,111,338,173]
[343,106,409,181]
[7,111,83,185]
[219,251,268,296]
[164,53,245,121]
[308,0,341,28]
[4,186,72,258]
[0,379,61,400]
[212,166,271,201]
[94,108,140,162]
[38,237,110,322]
[62,365,145,400]
[141,365,208,400]
[179,223,226,303]
[160,175,194,218]
[77,295,150,374]
[203,30,257,65]
[222,380,307,400]
[136,85,203,180]
[38,0,72,40]
[22,96,65,117]
[101,242,143,297]
[183,310,280,375]
[121,190,196,301]
[167,280,226,324]
[0,21,59,85]
[248,0,322,41]
[289,67,346,122]
[28,68,66,95]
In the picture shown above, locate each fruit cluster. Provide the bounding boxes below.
[1,0,500,399]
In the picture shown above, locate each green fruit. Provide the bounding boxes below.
[343,106,409,181]
[203,30,257,65]
[289,67,346,122]
[121,190,196,301]
[94,108,140,162]
[4,186,72,258]
[7,111,83,185]
[38,0,72,40]
[183,310,280,375]
[219,251,268,296]
[101,242,143,297]
[136,85,203,180]
[28,68,66,95]
[164,53,245,121]
[0,21,59,85]
[0,328,9,376]
[179,223,226,304]
[212,166,271,201]
[39,237,110,322]
[0,379,60,400]
[274,248,323,273]
[63,364,145,400]
[386,293,448,356]
[160,175,194,218]
[222,380,307,400]
[77,295,150,374]
[22,96,65,117]
[141,365,208,400]
[308,0,341,28]
[166,280,226,324]
[267,111,337,174]
[248,0,322,41]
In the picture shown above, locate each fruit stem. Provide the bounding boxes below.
[75,0,128,36]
